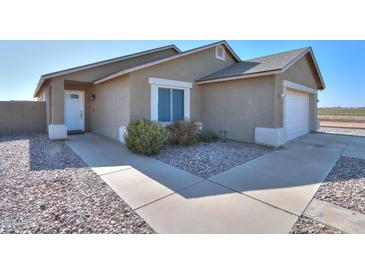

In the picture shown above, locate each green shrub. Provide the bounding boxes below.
[125,119,169,155]
[200,131,218,143]
[168,120,201,146]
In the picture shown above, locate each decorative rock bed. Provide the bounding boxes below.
[290,216,343,234]
[153,140,272,179]
[291,155,365,234]
[0,134,153,234]
[315,156,365,215]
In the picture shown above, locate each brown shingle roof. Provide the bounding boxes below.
[197,47,310,82]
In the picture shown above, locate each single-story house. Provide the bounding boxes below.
[34,41,325,147]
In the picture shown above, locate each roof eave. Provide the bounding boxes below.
[308,47,326,90]
[32,44,181,98]
[220,40,241,62]
[33,76,45,98]
[196,69,283,84]
[94,41,241,85]
[281,47,325,90]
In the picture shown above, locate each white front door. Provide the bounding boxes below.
[64,90,85,131]
[284,91,310,141]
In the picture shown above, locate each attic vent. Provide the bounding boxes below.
[215,45,225,61]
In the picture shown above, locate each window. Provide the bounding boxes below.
[158,88,184,122]
[149,77,192,122]
[215,45,225,61]
[70,94,79,99]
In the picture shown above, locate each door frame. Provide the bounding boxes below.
[64,90,85,131]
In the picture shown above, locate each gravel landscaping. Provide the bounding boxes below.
[315,156,365,215]
[290,216,343,234]
[153,140,272,179]
[318,126,365,137]
[291,155,365,234]
[0,134,153,234]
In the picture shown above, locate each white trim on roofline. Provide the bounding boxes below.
[196,70,282,84]
[93,41,240,85]
[33,44,181,97]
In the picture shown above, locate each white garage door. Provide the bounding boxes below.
[284,91,310,140]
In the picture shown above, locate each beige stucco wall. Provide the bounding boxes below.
[0,101,47,134]
[200,76,276,143]
[87,75,130,140]
[36,46,322,143]
[37,83,52,126]
[274,54,320,129]
[50,78,65,124]
[128,46,237,122]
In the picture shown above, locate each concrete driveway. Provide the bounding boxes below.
[66,132,355,233]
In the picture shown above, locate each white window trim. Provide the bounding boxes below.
[149,77,193,88]
[149,77,191,122]
[215,45,225,61]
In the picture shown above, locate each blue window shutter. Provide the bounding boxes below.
[158,88,171,122]
[172,89,184,121]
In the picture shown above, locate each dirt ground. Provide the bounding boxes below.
[320,120,365,129]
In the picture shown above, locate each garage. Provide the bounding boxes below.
[197,48,325,147]
[284,90,310,141]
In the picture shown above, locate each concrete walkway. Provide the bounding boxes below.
[210,133,352,216]
[304,199,365,234]
[66,132,354,233]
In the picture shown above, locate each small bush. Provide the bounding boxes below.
[200,131,218,143]
[125,119,169,155]
[168,120,201,146]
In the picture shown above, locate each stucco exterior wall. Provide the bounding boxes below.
[37,84,52,126]
[50,78,65,124]
[274,54,319,129]
[0,101,47,134]
[128,47,237,122]
[200,75,276,143]
[87,75,130,140]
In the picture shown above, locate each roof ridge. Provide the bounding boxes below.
[179,40,240,61]
[244,47,310,62]
[180,40,226,53]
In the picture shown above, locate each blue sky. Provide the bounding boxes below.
[0,40,364,107]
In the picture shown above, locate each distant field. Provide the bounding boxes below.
[318,107,365,116]
[318,107,365,122]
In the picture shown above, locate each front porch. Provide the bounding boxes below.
[45,79,93,139]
